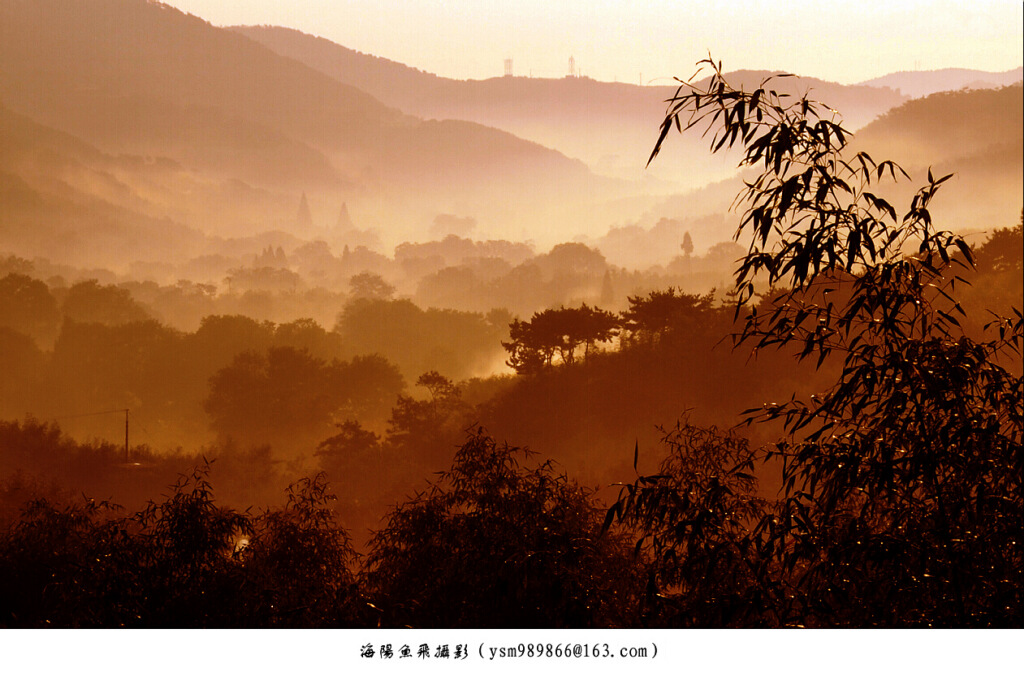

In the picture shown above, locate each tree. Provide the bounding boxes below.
[0,495,131,626]
[620,288,717,346]
[624,58,1023,626]
[315,418,383,500]
[502,304,620,374]
[386,372,472,465]
[273,318,343,361]
[336,297,505,380]
[681,231,694,257]
[364,431,639,627]
[61,279,151,326]
[606,421,772,627]
[242,474,360,627]
[531,242,608,278]
[0,273,60,346]
[0,466,360,628]
[130,464,253,626]
[974,214,1023,277]
[0,328,45,418]
[204,346,356,452]
[348,271,395,300]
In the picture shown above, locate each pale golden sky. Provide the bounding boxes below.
[161,0,1022,84]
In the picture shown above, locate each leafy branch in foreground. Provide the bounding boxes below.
[606,421,774,627]
[619,57,1022,626]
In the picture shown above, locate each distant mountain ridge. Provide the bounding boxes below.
[232,26,910,187]
[850,83,1023,237]
[855,83,1024,166]
[0,0,623,252]
[0,102,208,266]
[857,68,1024,99]
[1,0,1018,273]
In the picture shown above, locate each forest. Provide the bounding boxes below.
[1,60,1020,628]
[0,1,1021,630]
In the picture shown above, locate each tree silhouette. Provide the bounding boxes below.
[606,421,772,627]
[502,304,620,374]
[62,279,151,326]
[624,58,1023,626]
[0,273,61,345]
[386,372,472,467]
[242,474,360,627]
[204,346,401,453]
[365,431,639,627]
[620,288,716,346]
[348,271,395,300]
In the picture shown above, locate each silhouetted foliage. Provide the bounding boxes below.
[242,474,361,626]
[975,215,1023,277]
[131,463,252,626]
[503,304,620,374]
[607,421,773,627]
[365,431,639,627]
[620,288,717,346]
[204,346,403,453]
[0,273,60,345]
[273,317,344,361]
[316,419,381,463]
[0,495,127,626]
[627,57,1024,626]
[336,297,507,380]
[62,279,151,326]
[386,371,472,463]
[0,464,363,627]
[349,271,395,300]
[0,327,46,418]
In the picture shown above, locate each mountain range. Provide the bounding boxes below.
[857,67,1024,99]
[1,0,613,257]
[0,0,1020,274]
[233,25,913,186]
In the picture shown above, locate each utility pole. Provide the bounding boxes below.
[124,408,129,464]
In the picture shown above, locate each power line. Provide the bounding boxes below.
[49,408,129,422]
[46,408,132,463]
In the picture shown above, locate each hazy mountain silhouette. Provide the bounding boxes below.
[0,103,210,266]
[857,67,1024,99]
[851,83,1023,237]
[628,82,1023,257]
[0,0,616,249]
[233,26,909,187]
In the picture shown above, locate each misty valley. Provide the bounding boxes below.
[0,0,1021,629]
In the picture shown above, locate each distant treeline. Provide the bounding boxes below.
[1,232,745,329]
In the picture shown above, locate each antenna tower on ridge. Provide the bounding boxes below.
[504,57,513,77]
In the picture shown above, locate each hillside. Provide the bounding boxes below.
[0,103,210,266]
[0,0,616,250]
[857,67,1024,98]
[233,26,910,188]
[851,84,1023,238]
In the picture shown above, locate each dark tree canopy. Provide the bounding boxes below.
[204,346,403,453]
[621,288,717,346]
[502,304,620,374]
[0,273,60,345]
[364,431,639,628]
[613,58,1023,627]
[62,279,151,326]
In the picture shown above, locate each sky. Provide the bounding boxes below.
[159,0,1023,84]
